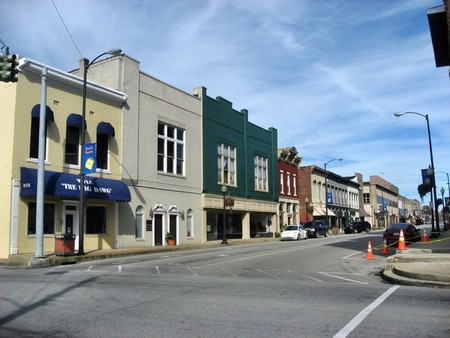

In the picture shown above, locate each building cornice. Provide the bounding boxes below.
[18,58,128,104]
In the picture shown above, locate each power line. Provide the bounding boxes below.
[51,0,83,59]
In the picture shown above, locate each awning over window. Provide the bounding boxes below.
[359,208,371,217]
[20,167,131,202]
[313,207,323,216]
[97,122,115,137]
[31,104,54,121]
[67,113,84,127]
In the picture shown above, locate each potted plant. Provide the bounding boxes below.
[165,232,176,246]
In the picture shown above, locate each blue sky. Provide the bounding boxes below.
[1,0,449,201]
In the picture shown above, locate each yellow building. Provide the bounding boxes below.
[0,57,129,258]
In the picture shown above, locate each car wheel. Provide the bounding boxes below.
[365,227,370,233]
[324,230,328,237]
[314,231,318,238]
[304,233,308,240]
[297,234,300,240]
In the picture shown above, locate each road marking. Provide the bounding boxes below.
[319,272,368,285]
[257,269,281,279]
[155,266,160,274]
[87,266,92,272]
[118,265,122,273]
[221,267,239,277]
[294,273,324,283]
[187,267,197,276]
[342,252,363,259]
[333,285,400,338]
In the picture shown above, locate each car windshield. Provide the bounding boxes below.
[284,226,298,231]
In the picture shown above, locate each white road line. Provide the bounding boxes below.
[221,267,238,277]
[333,285,400,338]
[187,267,197,276]
[319,272,368,285]
[257,269,281,279]
[194,243,324,268]
[87,266,92,272]
[155,266,160,274]
[342,251,363,259]
[118,265,122,273]
[296,274,324,283]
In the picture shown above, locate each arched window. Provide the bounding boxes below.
[29,104,54,159]
[186,209,193,238]
[97,122,115,170]
[135,205,144,239]
[65,114,83,166]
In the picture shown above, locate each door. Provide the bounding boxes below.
[154,214,163,246]
[64,204,79,250]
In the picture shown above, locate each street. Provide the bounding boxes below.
[1,231,449,337]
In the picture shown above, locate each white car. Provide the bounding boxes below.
[280,224,308,241]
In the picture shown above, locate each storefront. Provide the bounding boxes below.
[11,167,131,254]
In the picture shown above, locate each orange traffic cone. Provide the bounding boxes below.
[366,241,374,260]
[382,238,389,254]
[422,228,429,243]
[397,229,407,250]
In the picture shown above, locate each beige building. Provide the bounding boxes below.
[0,58,128,258]
[363,176,399,228]
[71,54,203,248]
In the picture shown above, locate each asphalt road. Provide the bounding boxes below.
[1,231,449,337]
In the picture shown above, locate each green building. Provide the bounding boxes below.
[195,87,278,241]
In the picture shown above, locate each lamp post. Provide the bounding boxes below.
[78,48,122,255]
[441,186,446,229]
[437,171,449,231]
[394,112,440,235]
[221,185,228,244]
[305,197,309,223]
[324,158,343,227]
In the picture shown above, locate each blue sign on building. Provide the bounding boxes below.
[82,143,97,175]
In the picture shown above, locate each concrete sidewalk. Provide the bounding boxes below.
[382,230,450,288]
[0,237,278,268]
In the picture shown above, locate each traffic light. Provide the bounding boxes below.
[0,53,19,83]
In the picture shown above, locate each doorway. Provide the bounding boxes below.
[63,204,79,250]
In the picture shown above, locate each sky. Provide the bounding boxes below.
[1,0,449,201]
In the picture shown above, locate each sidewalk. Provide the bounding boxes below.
[0,237,278,268]
[382,229,450,288]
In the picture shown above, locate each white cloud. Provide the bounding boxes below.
[0,0,446,199]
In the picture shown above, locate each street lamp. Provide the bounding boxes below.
[78,48,122,255]
[324,158,343,227]
[394,111,440,235]
[305,197,309,223]
[437,171,449,231]
[441,186,446,229]
[221,184,228,244]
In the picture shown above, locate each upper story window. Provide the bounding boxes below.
[286,172,291,195]
[363,193,370,204]
[293,174,297,196]
[218,143,236,185]
[158,122,185,175]
[29,104,54,160]
[280,171,284,194]
[64,114,83,166]
[96,122,115,171]
[255,154,268,192]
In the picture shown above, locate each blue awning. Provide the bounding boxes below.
[20,167,131,202]
[67,114,84,127]
[97,122,115,137]
[31,104,54,121]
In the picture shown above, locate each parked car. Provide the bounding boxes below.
[344,221,371,234]
[280,225,308,241]
[383,223,421,245]
[303,220,328,238]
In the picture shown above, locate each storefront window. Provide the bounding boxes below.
[86,206,107,234]
[27,202,55,235]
